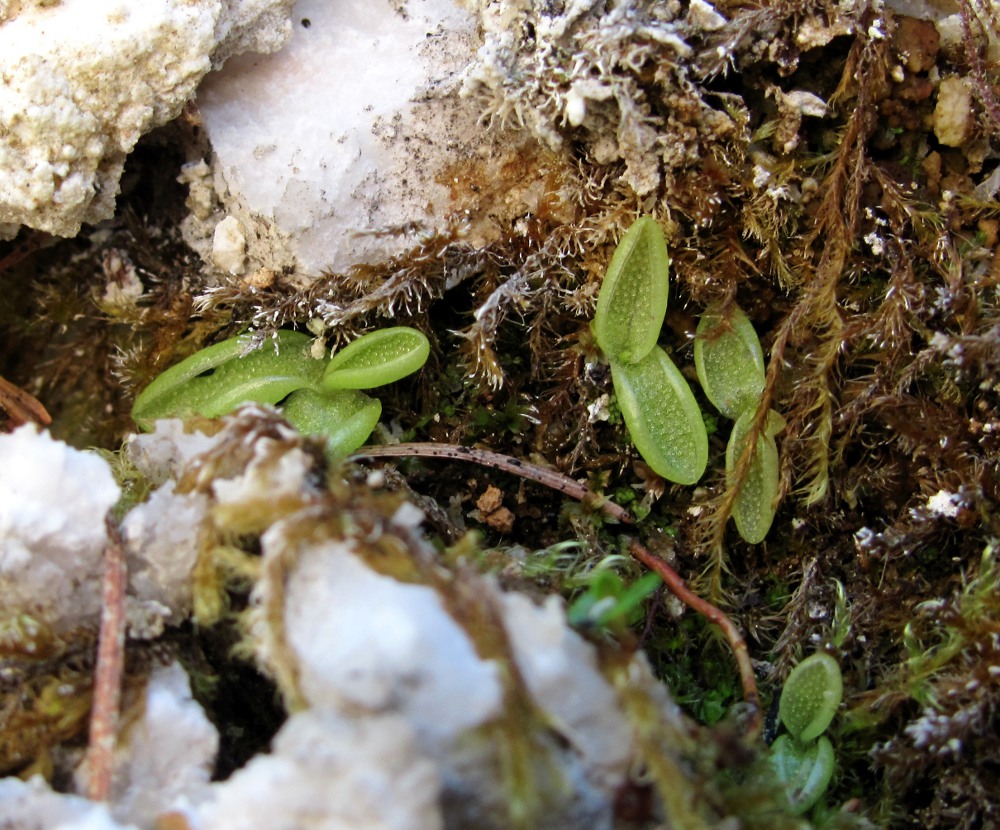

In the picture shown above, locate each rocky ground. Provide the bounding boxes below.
[1,1,998,828]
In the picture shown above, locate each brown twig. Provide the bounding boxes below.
[627,538,761,736]
[85,514,128,801]
[0,375,51,430]
[353,442,635,525]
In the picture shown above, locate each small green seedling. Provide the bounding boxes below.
[567,568,662,631]
[132,330,323,426]
[592,217,708,484]
[770,734,836,815]
[770,652,843,814]
[322,326,431,390]
[694,302,784,544]
[610,348,708,485]
[132,327,429,456]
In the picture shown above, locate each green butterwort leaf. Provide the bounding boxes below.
[322,327,430,391]
[282,388,382,456]
[726,408,783,544]
[132,331,324,429]
[611,346,708,485]
[779,652,843,742]
[694,302,765,419]
[593,216,670,364]
[770,734,836,814]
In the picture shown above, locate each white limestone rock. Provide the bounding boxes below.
[192,0,543,276]
[75,662,219,828]
[0,425,120,630]
[126,418,223,486]
[194,710,443,830]
[121,481,209,631]
[0,0,295,239]
[501,592,634,792]
[254,531,505,749]
[0,777,134,830]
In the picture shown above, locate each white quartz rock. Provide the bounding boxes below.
[0,425,120,630]
[193,0,540,276]
[126,418,223,486]
[0,777,135,830]
[194,710,443,830]
[121,481,209,631]
[501,593,634,791]
[0,0,295,238]
[256,532,505,748]
[75,662,219,828]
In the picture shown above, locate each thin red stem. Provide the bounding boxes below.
[86,514,128,801]
[628,539,761,735]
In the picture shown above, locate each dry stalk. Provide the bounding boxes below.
[85,514,128,801]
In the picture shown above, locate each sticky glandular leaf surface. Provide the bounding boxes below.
[132,331,323,428]
[592,216,670,364]
[282,388,382,456]
[779,652,843,743]
[770,734,836,814]
[726,408,783,544]
[611,346,708,485]
[694,303,765,420]
[321,327,429,391]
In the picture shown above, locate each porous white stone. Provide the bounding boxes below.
[193,0,538,276]
[75,662,219,828]
[934,75,974,148]
[0,425,120,630]
[126,418,223,486]
[0,0,295,238]
[211,215,247,274]
[0,777,134,830]
[257,534,504,748]
[500,593,634,791]
[194,710,443,830]
[121,481,209,629]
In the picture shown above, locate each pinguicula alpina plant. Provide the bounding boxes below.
[132,326,429,456]
[590,216,707,486]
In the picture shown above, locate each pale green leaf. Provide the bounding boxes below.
[611,346,708,485]
[770,734,836,814]
[694,302,765,419]
[779,652,843,742]
[132,331,323,428]
[321,327,430,391]
[726,408,781,544]
[593,216,670,364]
[282,388,382,456]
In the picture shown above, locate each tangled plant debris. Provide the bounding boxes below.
[1,0,1000,827]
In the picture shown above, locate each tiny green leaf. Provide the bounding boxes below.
[567,570,662,629]
[611,346,708,485]
[321,327,430,391]
[132,331,324,428]
[694,302,766,419]
[592,216,670,364]
[726,408,781,544]
[770,734,836,814]
[282,388,382,456]
[779,653,843,742]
